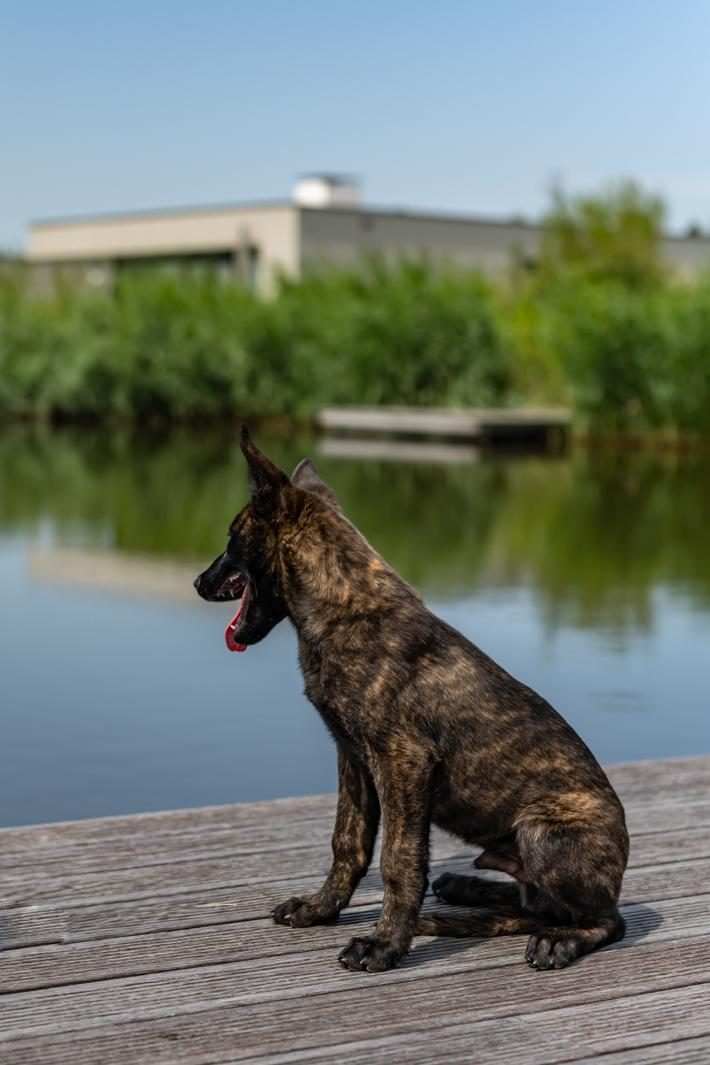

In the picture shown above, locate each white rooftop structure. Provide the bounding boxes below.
[292,174,362,209]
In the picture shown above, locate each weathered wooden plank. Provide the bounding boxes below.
[605,755,710,793]
[0,855,492,950]
[1,755,706,860]
[0,888,707,995]
[3,840,710,953]
[0,812,335,870]
[0,794,333,851]
[2,936,710,1063]
[316,405,572,439]
[570,1037,710,1065]
[2,821,708,917]
[221,986,710,1065]
[625,795,710,835]
[3,789,708,881]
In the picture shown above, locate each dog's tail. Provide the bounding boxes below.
[416,908,543,938]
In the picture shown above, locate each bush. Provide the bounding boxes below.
[0,269,256,420]
[663,278,710,433]
[551,282,670,431]
[539,180,666,289]
[272,260,511,408]
[542,278,710,435]
[0,259,511,421]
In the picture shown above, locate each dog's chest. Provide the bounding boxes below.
[298,641,371,752]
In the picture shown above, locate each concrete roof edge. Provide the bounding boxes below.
[28,200,710,245]
[30,200,295,229]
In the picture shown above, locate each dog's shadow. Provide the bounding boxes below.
[340,896,664,970]
[616,900,664,946]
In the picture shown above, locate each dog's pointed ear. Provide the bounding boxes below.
[240,425,290,512]
[291,458,341,511]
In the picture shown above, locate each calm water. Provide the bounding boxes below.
[1,426,709,827]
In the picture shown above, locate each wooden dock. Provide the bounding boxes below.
[1,755,709,1064]
[316,405,571,442]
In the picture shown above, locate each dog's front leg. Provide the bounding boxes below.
[338,756,431,973]
[272,749,380,928]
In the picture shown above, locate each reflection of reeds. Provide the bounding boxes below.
[2,426,710,639]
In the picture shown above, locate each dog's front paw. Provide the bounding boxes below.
[271,896,337,928]
[337,935,403,973]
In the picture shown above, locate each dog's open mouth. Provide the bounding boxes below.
[215,571,251,653]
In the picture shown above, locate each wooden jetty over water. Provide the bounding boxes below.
[1,755,709,1064]
[316,405,571,443]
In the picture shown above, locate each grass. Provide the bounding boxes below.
[3,181,710,437]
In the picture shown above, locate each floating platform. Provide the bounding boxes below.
[316,405,572,442]
[1,755,709,1063]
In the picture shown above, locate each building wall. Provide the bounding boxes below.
[300,209,710,276]
[298,208,541,274]
[661,235,710,277]
[26,203,710,288]
[27,206,300,292]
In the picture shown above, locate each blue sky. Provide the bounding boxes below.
[2,0,709,249]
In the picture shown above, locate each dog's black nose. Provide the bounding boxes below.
[193,575,202,592]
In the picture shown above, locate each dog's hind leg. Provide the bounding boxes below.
[431,873,521,908]
[273,750,380,928]
[423,795,628,970]
[432,842,528,907]
[512,793,629,969]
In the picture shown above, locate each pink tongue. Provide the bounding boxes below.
[224,590,248,653]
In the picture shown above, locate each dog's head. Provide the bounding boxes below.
[193,426,338,651]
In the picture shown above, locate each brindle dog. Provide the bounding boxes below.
[194,428,629,973]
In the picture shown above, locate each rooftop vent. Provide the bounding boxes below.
[293,174,361,209]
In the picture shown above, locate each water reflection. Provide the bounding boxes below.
[2,425,709,633]
[1,426,709,825]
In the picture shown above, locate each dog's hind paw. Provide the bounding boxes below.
[432,871,521,909]
[271,896,338,928]
[432,872,459,902]
[432,872,488,905]
[525,930,582,970]
[338,935,403,973]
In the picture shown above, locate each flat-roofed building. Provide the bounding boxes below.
[25,175,710,293]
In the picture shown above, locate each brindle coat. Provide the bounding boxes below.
[194,428,629,973]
